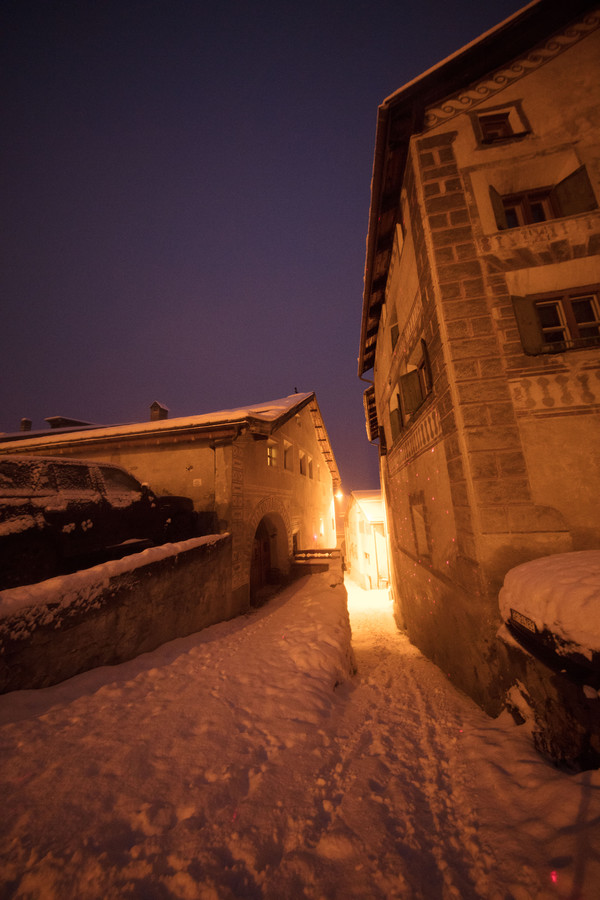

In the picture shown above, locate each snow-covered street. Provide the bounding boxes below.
[1,572,599,899]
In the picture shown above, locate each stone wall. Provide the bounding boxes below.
[0,535,234,694]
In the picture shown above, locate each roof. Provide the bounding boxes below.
[0,392,342,490]
[358,0,598,375]
[350,490,385,524]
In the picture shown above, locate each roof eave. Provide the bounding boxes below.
[358,0,598,377]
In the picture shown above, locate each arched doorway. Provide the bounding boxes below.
[249,512,289,606]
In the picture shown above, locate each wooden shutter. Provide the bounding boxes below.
[421,338,433,392]
[363,385,379,443]
[552,165,598,217]
[389,407,402,441]
[399,369,423,416]
[489,185,508,230]
[511,295,543,355]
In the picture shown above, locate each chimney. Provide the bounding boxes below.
[20,417,32,432]
[150,401,169,422]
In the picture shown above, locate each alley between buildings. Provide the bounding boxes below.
[0,573,598,899]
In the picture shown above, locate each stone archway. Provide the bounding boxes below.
[247,497,291,606]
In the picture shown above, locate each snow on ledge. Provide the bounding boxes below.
[0,535,227,621]
[499,550,600,655]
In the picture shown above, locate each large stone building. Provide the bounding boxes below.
[0,392,340,607]
[359,0,600,762]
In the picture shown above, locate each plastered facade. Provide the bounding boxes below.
[360,1,600,762]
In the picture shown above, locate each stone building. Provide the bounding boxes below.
[0,392,340,607]
[359,0,600,762]
[345,491,390,590]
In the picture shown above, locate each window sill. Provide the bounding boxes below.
[477,131,530,148]
[527,336,600,356]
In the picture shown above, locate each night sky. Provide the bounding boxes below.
[1,0,524,491]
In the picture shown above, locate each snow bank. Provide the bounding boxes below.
[0,535,235,693]
[0,535,222,620]
[2,576,598,899]
[499,550,600,655]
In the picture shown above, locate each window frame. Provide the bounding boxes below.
[501,188,556,228]
[490,165,597,231]
[299,450,307,476]
[470,101,531,147]
[387,338,433,443]
[283,440,292,471]
[266,440,278,468]
[512,285,600,355]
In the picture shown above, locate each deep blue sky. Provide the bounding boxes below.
[1,0,524,490]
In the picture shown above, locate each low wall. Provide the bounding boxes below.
[292,549,344,583]
[0,534,234,694]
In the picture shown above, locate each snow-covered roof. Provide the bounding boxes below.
[0,392,342,489]
[0,394,314,444]
[381,0,540,109]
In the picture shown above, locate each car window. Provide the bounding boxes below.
[0,460,36,490]
[0,459,53,492]
[52,463,94,491]
[99,467,143,494]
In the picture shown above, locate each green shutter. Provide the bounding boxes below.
[552,165,598,217]
[511,295,543,355]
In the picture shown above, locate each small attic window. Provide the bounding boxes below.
[471,102,530,146]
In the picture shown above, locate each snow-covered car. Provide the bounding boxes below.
[0,455,197,590]
[499,551,600,686]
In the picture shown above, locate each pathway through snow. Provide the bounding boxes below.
[0,573,598,899]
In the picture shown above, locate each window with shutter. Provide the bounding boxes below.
[512,288,600,354]
[400,369,423,416]
[387,338,433,442]
[491,165,597,230]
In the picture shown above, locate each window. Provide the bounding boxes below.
[267,441,278,467]
[53,463,93,491]
[479,112,513,141]
[299,450,307,476]
[388,339,432,441]
[490,166,597,230]
[308,457,313,479]
[471,102,530,145]
[100,467,142,494]
[502,189,555,228]
[389,392,402,442]
[283,440,292,471]
[409,492,431,558]
[512,288,600,354]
